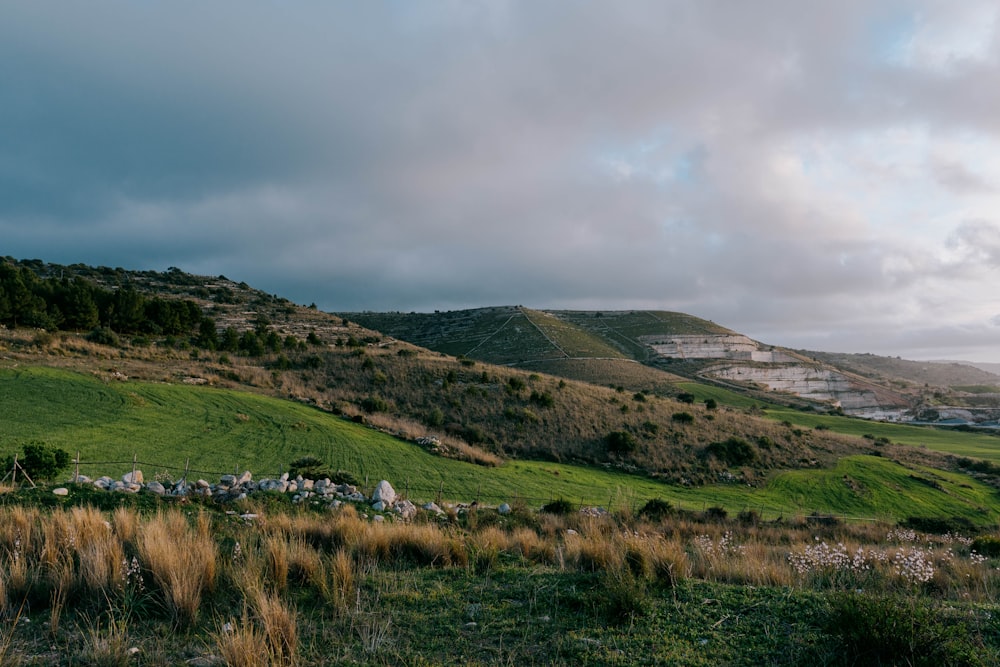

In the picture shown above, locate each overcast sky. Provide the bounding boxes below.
[3,2,1000,362]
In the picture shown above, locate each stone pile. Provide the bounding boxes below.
[66,472,423,520]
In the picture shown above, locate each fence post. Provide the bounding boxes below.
[131,453,137,483]
[437,481,443,506]
[476,483,481,505]
[12,453,17,485]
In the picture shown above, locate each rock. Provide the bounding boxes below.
[195,479,211,489]
[280,472,289,482]
[498,503,511,515]
[220,474,237,487]
[145,481,166,495]
[372,480,396,507]
[373,514,385,523]
[394,499,417,521]
[122,470,143,485]
[72,474,91,484]
[238,470,253,485]
[423,502,442,513]
[52,487,69,496]
[302,479,314,491]
[372,500,387,512]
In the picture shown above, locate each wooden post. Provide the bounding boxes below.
[476,483,481,505]
[74,451,80,483]
[131,453,137,483]
[437,481,444,506]
[12,453,17,486]
[183,458,190,484]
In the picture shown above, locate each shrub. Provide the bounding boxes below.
[85,326,120,347]
[900,516,978,536]
[704,398,718,410]
[541,498,575,515]
[971,535,1000,558]
[705,437,757,466]
[2,442,71,482]
[677,392,695,404]
[638,498,673,521]
[507,377,526,393]
[529,390,555,408]
[605,431,637,455]
[672,412,694,424]
[360,396,389,414]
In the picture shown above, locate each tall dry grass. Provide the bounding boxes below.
[138,511,217,626]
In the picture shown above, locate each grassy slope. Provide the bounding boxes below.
[4,366,1000,522]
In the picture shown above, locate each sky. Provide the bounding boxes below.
[3,2,1000,362]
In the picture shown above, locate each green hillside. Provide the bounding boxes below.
[3,366,1000,523]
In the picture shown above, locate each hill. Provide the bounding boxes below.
[5,258,1000,521]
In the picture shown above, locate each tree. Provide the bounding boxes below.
[2,442,72,482]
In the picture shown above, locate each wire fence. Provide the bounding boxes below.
[5,452,892,524]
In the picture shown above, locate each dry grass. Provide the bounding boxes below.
[138,511,217,626]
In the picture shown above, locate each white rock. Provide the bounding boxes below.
[372,500,387,512]
[122,470,143,485]
[373,514,385,523]
[52,487,69,496]
[372,480,396,507]
[395,500,417,520]
[423,502,442,513]
[195,479,211,489]
[498,503,511,515]
[145,481,166,495]
[238,470,253,485]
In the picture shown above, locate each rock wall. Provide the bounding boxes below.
[709,364,884,411]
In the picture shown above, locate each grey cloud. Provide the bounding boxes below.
[3,1,1000,361]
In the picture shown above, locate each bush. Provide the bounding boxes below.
[672,412,694,424]
[360,395,389,413]
[529,390,555,408]
[704,398,718,410]
[605,431,637,455]
[677,392,695,404]
[2,442,72,481]
[638,498,673,521]
[900,516,978,536]
[85,326,120,347]
[541,498,575,515]
[705,437,757,466]
[972,535,1000,558]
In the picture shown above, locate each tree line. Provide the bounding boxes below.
[0,261,205,336]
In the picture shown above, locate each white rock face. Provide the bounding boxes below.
[372,480,396,507]
[709,364,884,410]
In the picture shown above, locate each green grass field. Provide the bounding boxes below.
[3,366,1000,522]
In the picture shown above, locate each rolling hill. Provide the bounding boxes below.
[4,258,1000,523]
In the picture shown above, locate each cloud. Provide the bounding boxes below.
[2,1,1000,360]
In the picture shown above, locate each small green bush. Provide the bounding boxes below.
[541,498,575,515]
[638,498,673,521]
[1,442,71,481]
[705,437,757,466]
[360,395,389,413]
[672,412,694,424]
[605,431,637,455]
[972,535,1000,558]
